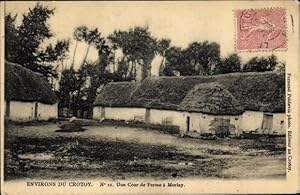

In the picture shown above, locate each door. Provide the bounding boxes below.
[34,102,38,119]
[262,114,273,131]
[145,108,150,123]
[212,118,230,137]
[186,116,190,131]
[5,101,10,117]
[100,106,105,118]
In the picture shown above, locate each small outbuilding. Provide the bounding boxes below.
[5,62,58,121]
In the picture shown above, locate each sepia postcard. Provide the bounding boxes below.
[0,1,299,194]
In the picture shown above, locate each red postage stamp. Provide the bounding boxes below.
[235,8,287,51]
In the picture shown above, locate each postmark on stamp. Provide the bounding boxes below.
[235,8,287,51]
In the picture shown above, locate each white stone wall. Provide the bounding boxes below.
[9,101,35,121]
[241,111,264,131]
[188,112,242,134]
[93,106,103,119]
[149,109,186,130]
[92,106,285,135]
[99,107,146,121]
[37,102,58,120]
[241,111,286,135]
[230,115,243,134]
[7,101,57,121]
[272,113,286,135]
[273,113,286,134]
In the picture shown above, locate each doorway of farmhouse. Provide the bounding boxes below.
[186,116,190,131]
[262,114,273,133]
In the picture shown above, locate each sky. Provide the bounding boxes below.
[5,1,291,75]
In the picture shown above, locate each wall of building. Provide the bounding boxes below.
[92,106,285,135]
[149,109,186,130]
[241,111,286,134]
[9,101,35,121]
[187,112,242,135]
[37,102,58,120]
[93,106,146,121]
[6,101,57,121]
[93,106,103,119]
[241,111,264,131]
[273,113,285,135]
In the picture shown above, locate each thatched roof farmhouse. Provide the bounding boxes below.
[95,72,285,113]
[5,61,58,121]
[93,72,285,135]
[5,61,57,104]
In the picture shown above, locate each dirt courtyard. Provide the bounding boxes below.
[4,122,286,180]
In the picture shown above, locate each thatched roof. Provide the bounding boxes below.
[179,83,244,115]
[131,72,285,113]
[93,82,140,107]
[94,71,285,113]
[5,61,58,104]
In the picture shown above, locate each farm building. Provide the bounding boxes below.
[178,82,244,136]
[4,62,58,121]
[93,82,145,121]
[93,71,285,135]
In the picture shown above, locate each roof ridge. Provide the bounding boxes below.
[150,71,282,80]
[6,61,45,77]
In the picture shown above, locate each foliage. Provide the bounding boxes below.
[5,14,18,62]
[59,25,115,117]
[71,25,106,67]
[58,69,78,108]
[157,38,171,75]
[214,53,241,74]
[5,3,70,78]
[185,41,221,75]
[276,62,285,73]
[157,38,171,56]
[162,41,221,76]
[243,55,278,72]
[162,47,191,76]
[108,26,158,81]
[38,39,70,67]
[59,60,113,117]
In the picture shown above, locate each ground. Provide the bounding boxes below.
[4,121,286,180]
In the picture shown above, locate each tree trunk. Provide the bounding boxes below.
[133,63,137,78]
[112,51,116,72]
[68,92,72,117]
[82,44,91,65]
[60,59,64,80]
[71,40,78,69]
[159,57,165,76]
[75,89,81,118]
[141,58,151,81]
[129,61,134,78]
[113,61,116,72]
